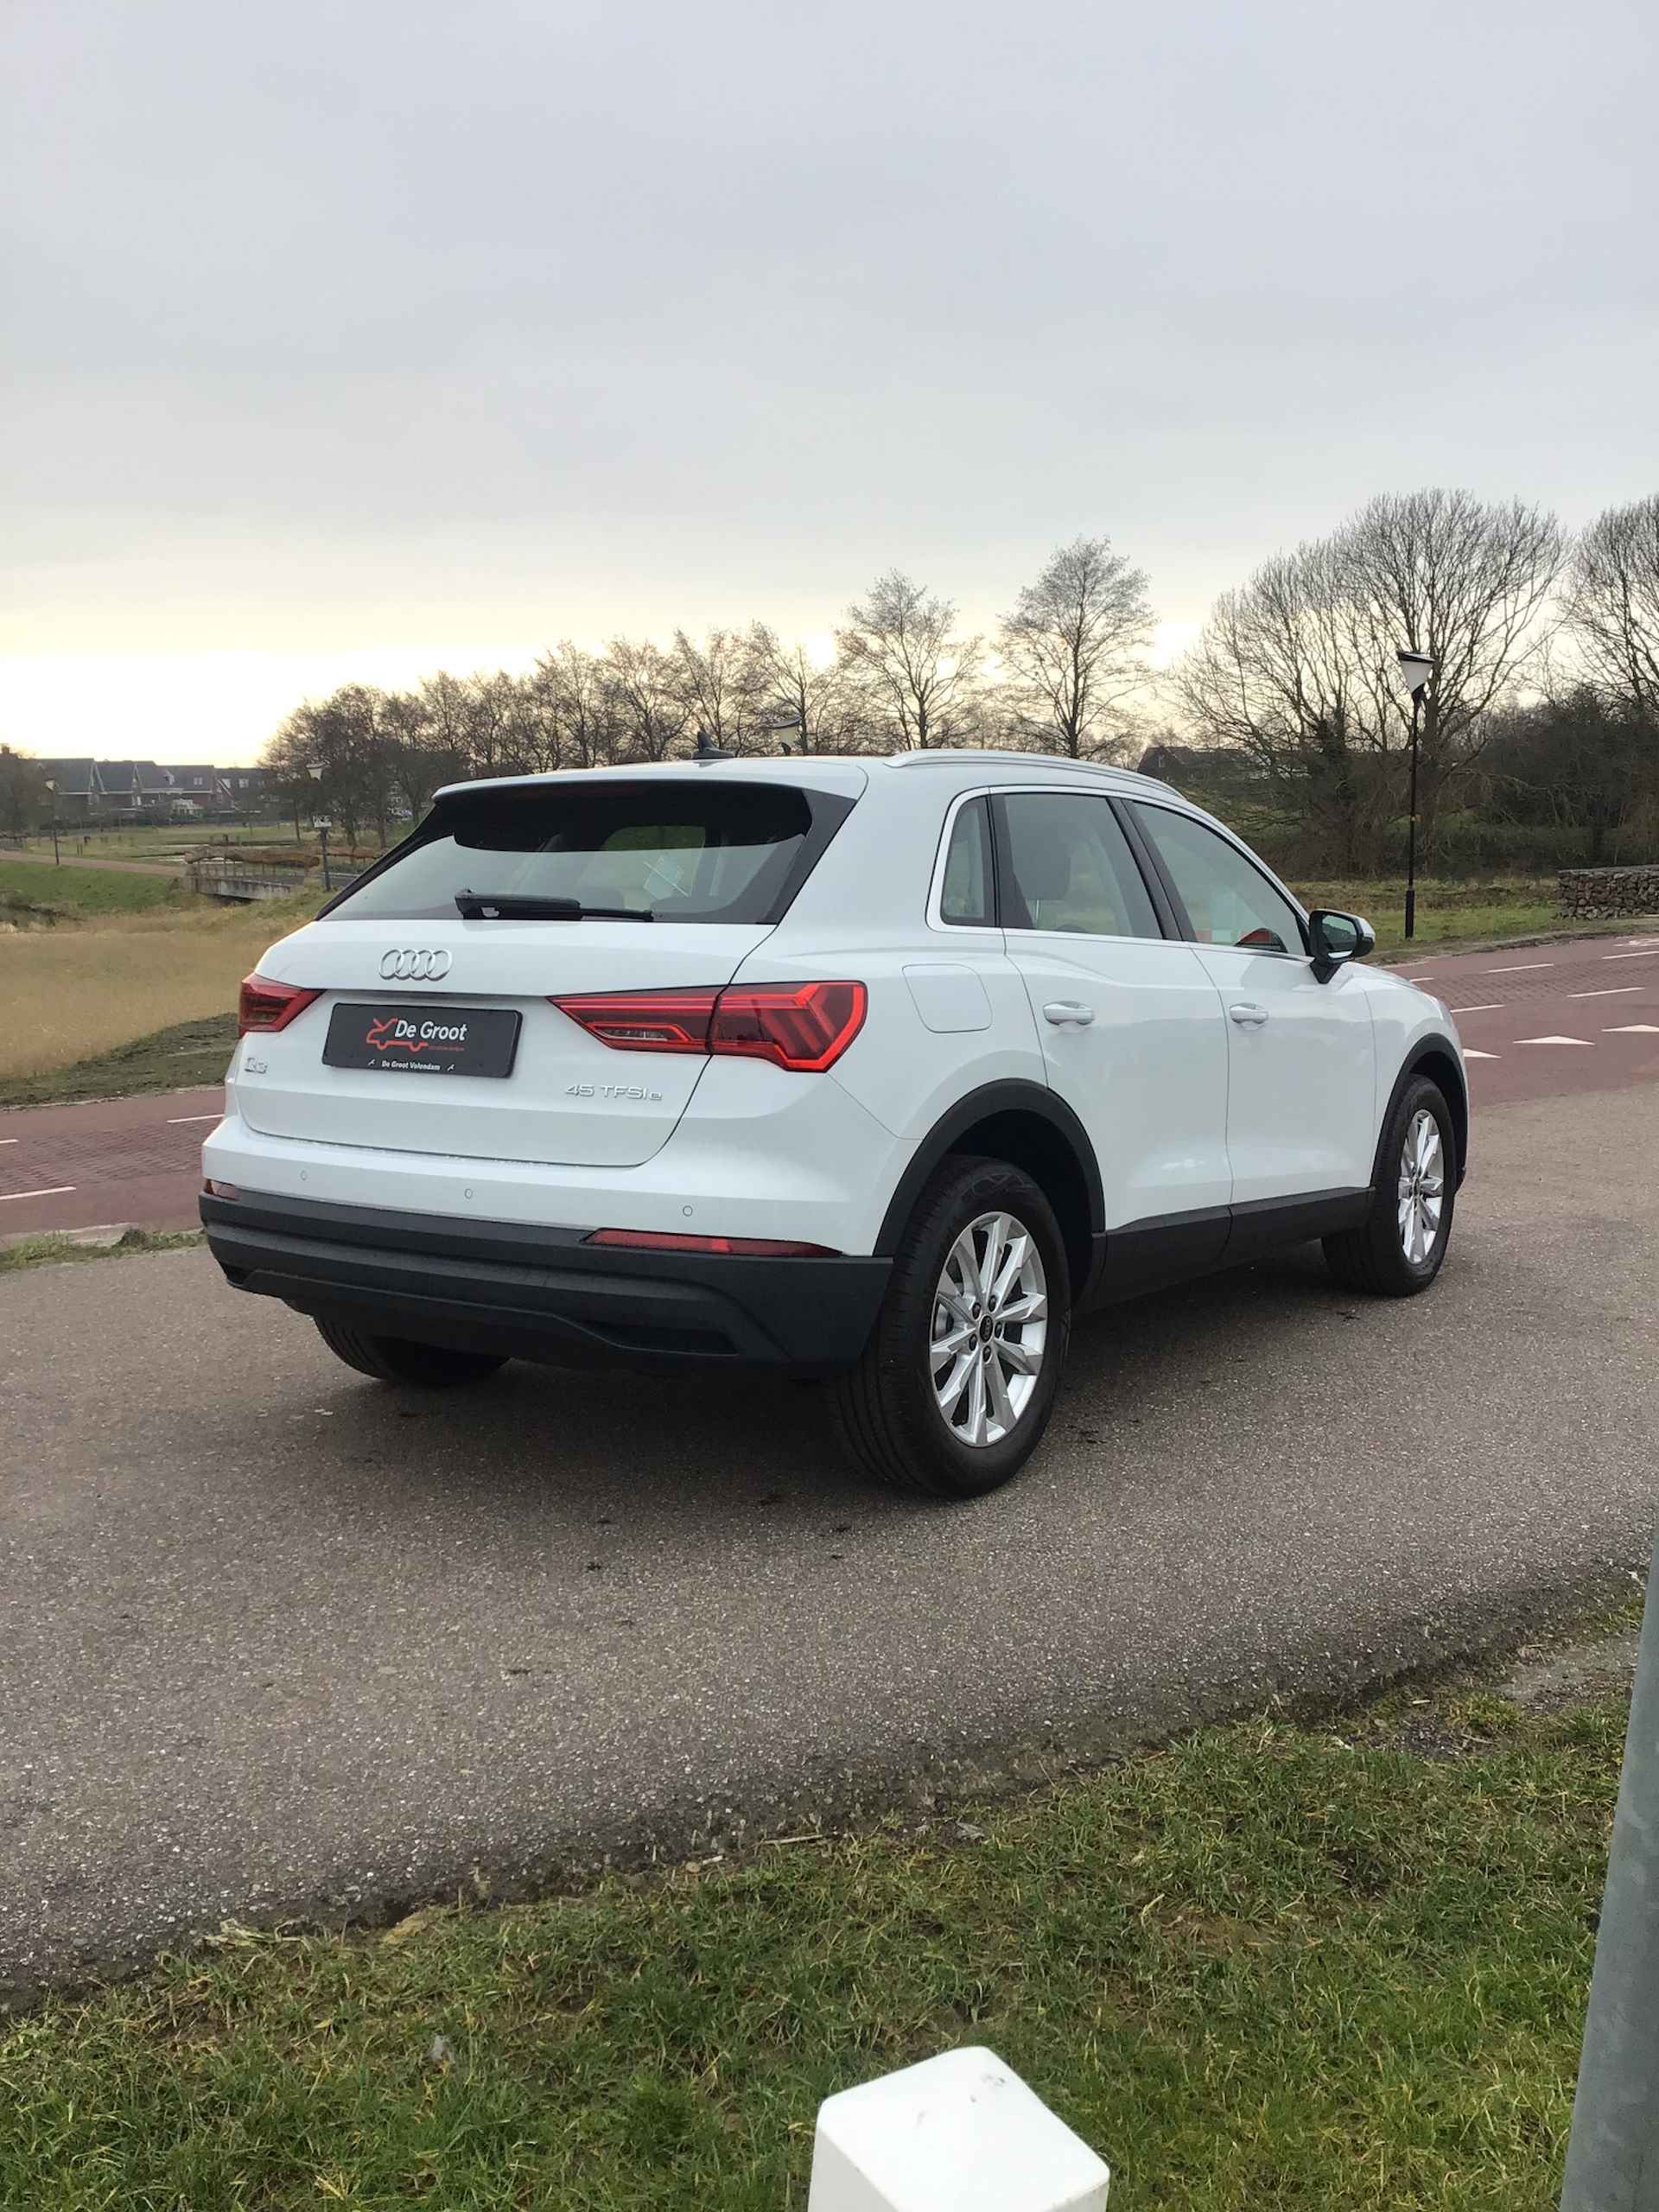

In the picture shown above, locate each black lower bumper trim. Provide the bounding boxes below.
[200,1191,889,1372]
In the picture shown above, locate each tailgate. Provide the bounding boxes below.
[236,918,772,1168]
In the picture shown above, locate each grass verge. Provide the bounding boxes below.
[0,1227,202,1272]
[0,1014,238,1108]
[0,858,201,923]
[0,1677,1624,2209]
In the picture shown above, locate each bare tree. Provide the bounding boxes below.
[998,535,1154,760]
[1338,488,1566,860]
[1176,538,1382,870]
[836,569,985,750]
[671,628,759,753]
[534,644,618,771]
[1180,489,1566,868]
[1567,493,1659,724]
[379,689,463,817]
[602,638,688,761]
[742,625,855,753]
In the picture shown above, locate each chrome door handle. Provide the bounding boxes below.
[1229,1001,1269,1027]
[1042,1001,1096,1027]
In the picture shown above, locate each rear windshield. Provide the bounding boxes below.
[328,780,852,925]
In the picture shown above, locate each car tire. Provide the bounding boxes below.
[831,1154,1072,1499]
[1323,1075,1457,1297]
[314,1316,508,1388]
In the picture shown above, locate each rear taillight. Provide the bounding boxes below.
[709,982,868,1071]
[553,981,867,1073]
[585,1230,839,1256]
[550,988,718,1054]
[238,973,321,1035]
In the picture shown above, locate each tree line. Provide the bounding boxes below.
[3,493,1655,872]
[255,538,1156,848]
[259,491,1656,870]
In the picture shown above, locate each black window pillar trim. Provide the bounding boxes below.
[1108,796,1185,940]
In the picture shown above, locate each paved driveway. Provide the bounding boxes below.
[3,1084,1655,1997]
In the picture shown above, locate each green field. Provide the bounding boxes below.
[1292,876,1562,955]
[0,1653,1627,2210]
[0,859,202,923]
[14,823,384,871]
[13,820,296,864]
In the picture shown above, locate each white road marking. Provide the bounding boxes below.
[1461,1048,1500,1060]
[1453,1002,1505,1013]
[166,1114,222,1123]
[0,1185,75,1202]
[1605,1023,1659,1034]
[1485,961,1554,973]
[0,1138,16,1147]
[1516,1034,1592,1046]
[1604,948,1659,960]
[1570,987,1644,998]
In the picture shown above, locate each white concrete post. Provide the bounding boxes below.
[807,2046,1109,2211]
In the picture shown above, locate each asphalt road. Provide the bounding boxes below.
[1393,931,1659,1103]
[3,1082,1655,1995]
[3,927,1656,1239]
[0,1088,222,1236]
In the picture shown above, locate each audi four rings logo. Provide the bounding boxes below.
[378,948,452,981]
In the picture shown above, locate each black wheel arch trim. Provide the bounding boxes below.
[1376,1040,1470,1190]
[874,1080,1105,1260]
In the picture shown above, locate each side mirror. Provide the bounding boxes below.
[1308,908,1375,981]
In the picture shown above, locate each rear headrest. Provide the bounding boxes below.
[1014,829,1073,902]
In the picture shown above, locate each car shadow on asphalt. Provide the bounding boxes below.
[278,1238,1376,1535]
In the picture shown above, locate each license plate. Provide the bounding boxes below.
[322,1001,522,1078]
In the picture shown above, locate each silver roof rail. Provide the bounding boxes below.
[884,747,1166,785]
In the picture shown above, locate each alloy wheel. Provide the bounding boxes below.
[1396,1108,1445,1266]
[929,1211,1049,1447]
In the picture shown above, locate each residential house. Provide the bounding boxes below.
[32,760,269,819]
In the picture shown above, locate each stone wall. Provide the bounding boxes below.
[1558,865,1659,920]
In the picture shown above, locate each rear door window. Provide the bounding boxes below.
[993,792,1161,939]
[330,780,852,925]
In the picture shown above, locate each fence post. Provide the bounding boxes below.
[1560,1526,1659,2212]
[807,2047,1109,2210]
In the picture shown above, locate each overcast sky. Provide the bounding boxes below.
[3,0,1656,764]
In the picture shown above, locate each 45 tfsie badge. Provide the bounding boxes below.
[323,1001,521,1079]
[566,1082,664,1102]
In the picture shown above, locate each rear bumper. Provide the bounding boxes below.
[200,1190,889,1372]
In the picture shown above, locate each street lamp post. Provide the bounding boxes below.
[308,764,333,892]
[42,779,60,865]
[1394,650,1434,942]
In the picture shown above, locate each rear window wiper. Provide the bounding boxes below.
[454,891,653,922]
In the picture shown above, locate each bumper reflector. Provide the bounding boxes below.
[585,1229,839,1257]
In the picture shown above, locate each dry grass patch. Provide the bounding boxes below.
[1,896,319,1077]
